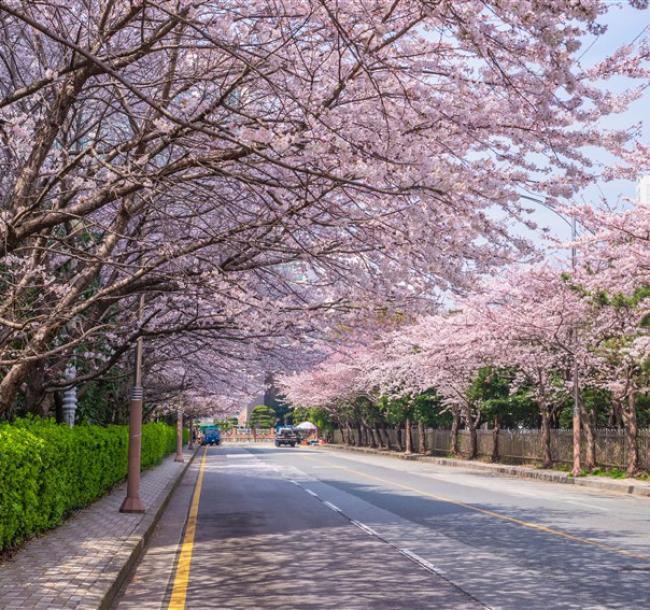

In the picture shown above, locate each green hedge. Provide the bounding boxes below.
[0,418,179,552]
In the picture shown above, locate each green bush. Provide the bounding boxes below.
[0,418,178,552]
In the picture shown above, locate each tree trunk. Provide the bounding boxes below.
[24,364,53,417]
[417,420,427,454]
[610,399,624,428]
[356,423,363,446]
[364,424,377,448]
[580,402,596,471]
[450,410,460,455]
[622,394,639,477]
[404,418,413,453]
[540,408,553,469]
[188,415,194,449]
[344,424,352,445]
[393,425,402,452]
[54,391,64,424]
[607,404,615,428]
[0,360,34,414]
[491,416,500,463]
[467,418,478,460]
[0,204,133,415]
[175,409,184,462]
[382,424,392,450]
[572,407,581,476]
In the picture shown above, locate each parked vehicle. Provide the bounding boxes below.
[200,424,221,446]
[275,427,298,447]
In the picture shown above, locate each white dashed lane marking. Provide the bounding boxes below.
[268,453,491,609]
[400,549,446,575]
[351,520,383,540]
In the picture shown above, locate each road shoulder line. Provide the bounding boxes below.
[167,446,208,610]
[101,449,198,610]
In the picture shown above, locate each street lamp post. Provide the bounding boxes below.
[120,294,146,514]
[570,217,581,477]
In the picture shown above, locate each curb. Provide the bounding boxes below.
[99,448,199,610]
[319,444,650,499]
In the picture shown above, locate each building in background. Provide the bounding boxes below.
[637,175,650,206]
[238,391,265,426]
[237,372,286,426]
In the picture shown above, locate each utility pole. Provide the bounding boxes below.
[571,217,581,477]
[120,294,146,513]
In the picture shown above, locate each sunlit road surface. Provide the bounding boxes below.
[115,445,650,610]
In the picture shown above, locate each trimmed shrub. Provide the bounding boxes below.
[0,418,178,552]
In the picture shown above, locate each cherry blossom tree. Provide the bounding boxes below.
[388,312,490,458]
[571,197,650,473]
[0,0,648,417]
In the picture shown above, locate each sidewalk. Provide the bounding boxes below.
[0,449,196,610]
[320,444,650,498]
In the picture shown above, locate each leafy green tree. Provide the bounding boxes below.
[291,406,333,438]
[272,400,292,425]
[412,389,443,453]
[380,395,414,452]
[215,417,240,431]
[248,405,277,429]
[467,367,539,461]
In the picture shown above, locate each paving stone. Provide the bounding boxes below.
[0,450,194,609]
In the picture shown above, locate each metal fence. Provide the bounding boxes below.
[332,427,650,469]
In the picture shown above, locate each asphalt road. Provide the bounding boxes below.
[115,445,650,610]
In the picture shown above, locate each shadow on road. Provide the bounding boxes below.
[123,446,650,610]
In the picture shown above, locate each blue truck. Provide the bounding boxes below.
[200,424,221,446]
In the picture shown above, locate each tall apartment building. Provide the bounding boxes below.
[637,175,650,206]
[237,372,283,425]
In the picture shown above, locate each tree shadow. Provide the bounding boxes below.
[122,448,650,610]
[315,475,650,609]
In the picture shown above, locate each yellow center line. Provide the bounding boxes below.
[310,452,650,562]
[168,446,208,610]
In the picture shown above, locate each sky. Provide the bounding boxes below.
[530,2,650,245]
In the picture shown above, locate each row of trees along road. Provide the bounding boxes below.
[0,1,648,423]
[280,223,650,476]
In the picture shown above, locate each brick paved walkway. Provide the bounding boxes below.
[0,450,195,610]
